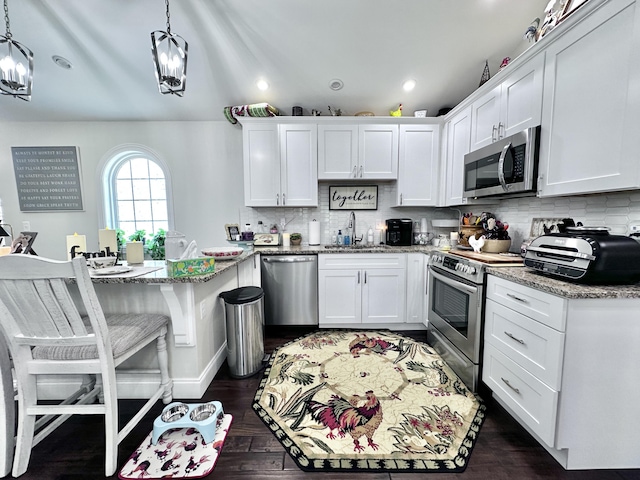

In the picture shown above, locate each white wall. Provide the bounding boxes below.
[0,121,244,259]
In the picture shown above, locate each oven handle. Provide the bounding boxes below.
[429,267,479,295]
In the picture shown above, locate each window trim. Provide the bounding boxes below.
[97,144,174,233]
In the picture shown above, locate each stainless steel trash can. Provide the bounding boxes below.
[219,286,265,378]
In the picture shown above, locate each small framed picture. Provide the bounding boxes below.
[225,224,240,241]
[560,0,588,21]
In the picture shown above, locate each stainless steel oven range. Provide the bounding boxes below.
[427,252,488,392]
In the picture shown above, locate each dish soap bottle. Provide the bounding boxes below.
[336,229,343,246]
[367,226,374,245]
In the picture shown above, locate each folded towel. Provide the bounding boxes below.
[224,102,280,124]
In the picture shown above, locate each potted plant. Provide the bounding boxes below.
[290,233,302,246]
[147,229,166,260]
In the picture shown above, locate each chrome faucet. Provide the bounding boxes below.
[348,211,363,244]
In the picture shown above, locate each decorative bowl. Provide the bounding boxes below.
[201,247,244,260]
[458,225,484,247]
[481,239,512,253]
[88,256,118,269]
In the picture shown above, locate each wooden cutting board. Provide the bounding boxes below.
[449,249,524,265]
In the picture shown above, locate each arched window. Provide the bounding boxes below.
[99,145,173,239]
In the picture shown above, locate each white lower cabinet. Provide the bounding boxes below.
[318,254,406,326]
[484,274,640,470]
[405,253,427,325]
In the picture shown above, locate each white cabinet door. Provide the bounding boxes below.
[361,268,406,324]
[500,54,544,138]
[318,125,358,179]
[405,253,426,324]
[538,0,640,197]
[470,55,544,151]
[470,84,501,151]
[279,124,318,206]
[443,105,472,206]
[397,124,440,206]
[359,125,399,179]
[243,123,280,206]
[318,269,361,324]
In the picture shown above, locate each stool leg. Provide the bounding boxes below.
[0,335,14,477]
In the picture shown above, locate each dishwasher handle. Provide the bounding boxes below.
[263,256,316,263]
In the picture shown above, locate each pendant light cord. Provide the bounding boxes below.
[3,0,12,39]
[165,0,171,35]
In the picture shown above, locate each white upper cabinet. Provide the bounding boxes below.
[397,124,440,206]
[242,120,317,207]
[538,0,640,197]
[317,125,358,179]
[470,54,544,151]
[318,124,399,179]
[443,105,472,206]
[279,124,318,206]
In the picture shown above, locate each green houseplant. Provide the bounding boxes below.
[290,232,302,246]
[147,229,166,260]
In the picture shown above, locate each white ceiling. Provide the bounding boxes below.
[1,0,549,122]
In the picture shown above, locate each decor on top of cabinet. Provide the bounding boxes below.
[327,105,342,116]
[223,102,280,125]
[524,17,541,42]
[389,103,403,117]
[479,61,490,86]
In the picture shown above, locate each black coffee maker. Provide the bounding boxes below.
[386,219,412,246]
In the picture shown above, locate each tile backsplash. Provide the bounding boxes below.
[239,182,640,249]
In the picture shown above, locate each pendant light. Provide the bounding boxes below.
[151,0,188,96]
[0,0,33,100]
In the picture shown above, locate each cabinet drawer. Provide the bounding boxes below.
[485,299,565,390]
[486,275,566,330]
[318,253,406,269]
[483,343,558,447]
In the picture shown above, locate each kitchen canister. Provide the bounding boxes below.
[308,220,321,245]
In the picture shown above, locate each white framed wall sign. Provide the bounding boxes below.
[329,185,378,210]
[12,146,84,212]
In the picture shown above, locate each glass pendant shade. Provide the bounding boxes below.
[151,30,187,96]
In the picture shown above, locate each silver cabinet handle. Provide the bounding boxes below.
[504,331,525,344]
[276,193,279,206]
[357,271,361,283]
[491,124,498,142]
[352,166,357,178]
[501,377,520,394]
[364,271,367,284]
[506,292,528,303]
[498,122,505,139]
[399,193,403,205]
[359,165,363,178]
[282,192,286,205]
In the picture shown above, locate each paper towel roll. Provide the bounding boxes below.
[420,218,428,233]
[309,220,321,245]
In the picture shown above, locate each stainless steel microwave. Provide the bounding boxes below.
[463,125,540,198]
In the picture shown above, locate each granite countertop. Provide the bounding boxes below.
[487,266,640,299]
[90,245,640,299]
[89,244,436,284]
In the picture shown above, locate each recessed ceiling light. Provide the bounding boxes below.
[329,79,344,91]
[52,55,73,70]
[403,79,416,92]
[256,79,269,91]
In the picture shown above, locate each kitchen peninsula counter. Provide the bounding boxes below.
[487,266,640,299]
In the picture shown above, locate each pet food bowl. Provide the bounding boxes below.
[152,401,224,445]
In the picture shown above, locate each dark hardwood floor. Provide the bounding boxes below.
[11,327,640,480]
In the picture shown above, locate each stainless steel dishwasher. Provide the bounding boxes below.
[260,255,318,325]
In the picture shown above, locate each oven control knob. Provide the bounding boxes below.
[468,266,476,275]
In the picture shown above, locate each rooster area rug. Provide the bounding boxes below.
[252,330,485,473]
